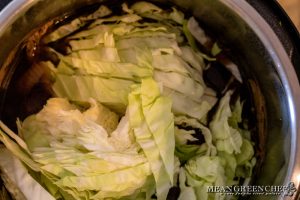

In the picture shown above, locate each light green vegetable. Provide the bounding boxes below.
[180,46,205,74]
[82,99,120,134]
[116,36,181,54]
[43,5,112,43]
[53,74,134,113]
[154,71,204,102]
[152,54,191,76]
[57,56,153,80]
[187,17,211,46]
[163,88,217,120]
[228,97,243,129]
[185,156,226,185]
[90,14,142,27]
[236,139,254,165]
[175,144,207,163]
[49,7,215,119]
[0,124,40,172]
[184,156,226,200]
[174,116,217,156]
[217,151,238,185]
[128,78,174,200]
[70,46,121,62]
[175,128,198,146]
[68,23,133,40]
[178,168,197,200]
[0,148,55,200]
[223,61,243,83]
[140,79,175,184]
[0,1,256,199]
[0,97,157,200]
[176,90,255,199]
[209,91,243,154]
[131,1,184,24]
[131,1,162,14]
[211,42,222,56]
[1,78,175,200]
[183,20,198,51]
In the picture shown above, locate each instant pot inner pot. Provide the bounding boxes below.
[0,0,296,199]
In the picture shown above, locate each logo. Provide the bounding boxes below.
[283,182,297,196]
[207,182,297,197]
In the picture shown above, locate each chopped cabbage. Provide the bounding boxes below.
[0,1,256,200]
[128,78,174,200]
[1,96,153,199]
[209,91,243,154]
[0,148,55,200]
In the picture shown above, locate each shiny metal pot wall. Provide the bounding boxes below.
[0,0,300,199]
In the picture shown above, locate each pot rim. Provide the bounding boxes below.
[0,0,35,36]
[0,0,300,199]
[222,0,300,198]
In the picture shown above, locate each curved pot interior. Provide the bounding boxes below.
[0,0,299,199]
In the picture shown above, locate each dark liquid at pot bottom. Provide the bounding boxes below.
[0,2,118,130]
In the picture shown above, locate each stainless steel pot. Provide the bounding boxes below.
[0,0,299,199]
